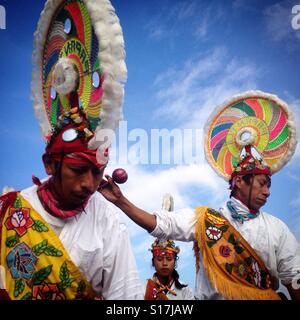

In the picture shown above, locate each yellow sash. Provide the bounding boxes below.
[194,206,280,300]
[0,193,96,300]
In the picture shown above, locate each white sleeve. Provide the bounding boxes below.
[182,286,195,300]
[150,208,197,242]
[276,221,300,286]
[101,210,144,300]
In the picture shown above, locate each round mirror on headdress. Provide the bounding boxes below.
[32,0,127,150]
[204,91,298,181]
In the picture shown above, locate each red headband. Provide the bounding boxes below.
[44,123,108,168]
[152,249,177,257]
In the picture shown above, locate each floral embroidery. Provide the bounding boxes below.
[219,245,232,258]
[235,261,248,279]
[6,243,37,280]
[4,207,34,236]
[202,207,274,291]
[32,283,65,300]
[2,193,95,300]
[211,238,235,264]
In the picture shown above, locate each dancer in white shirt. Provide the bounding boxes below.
[100,91,300,300]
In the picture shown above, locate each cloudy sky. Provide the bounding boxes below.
[0,0,300,292]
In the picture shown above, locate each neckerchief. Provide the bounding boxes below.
[144,274,177,300]
[33,176,88,219]
[193,206,280,300]
[0,192,96,300]
[227,197,259,224]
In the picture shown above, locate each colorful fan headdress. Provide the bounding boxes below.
[204,91,298,181]
[31,0,127,167]
[151,239,180,257]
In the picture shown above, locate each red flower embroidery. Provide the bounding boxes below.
[32,283,65,300]
[4,207,34,236]
[219,245,232,257]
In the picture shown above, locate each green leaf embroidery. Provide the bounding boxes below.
[59,262,70,282]
[5,235,19,248]
[13,197,22,209]
[219,225,229,232]
[206,240,216,248]
[58,279,75,292]
[245,275,253,284]
[228,233,236,245]
[225,263,233,274]
[32,220,49,232]
[77,280,86,293]
[59,262,74,291]
[14,279,25,298]
[205,220,213,229]
[234,245,245,254]
[32,239,48,256]
[245,256,253,266]
[31,265,53,285]
[44,245,63,257]
[21,292,32,300]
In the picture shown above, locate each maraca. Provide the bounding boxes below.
[112,168,128,184]
[98,168,128,190]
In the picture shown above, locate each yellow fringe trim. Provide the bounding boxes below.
[194,206,280,300]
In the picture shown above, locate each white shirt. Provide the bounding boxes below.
[144,280,195,300]
[21,185,144,300]
[151,197,300,300]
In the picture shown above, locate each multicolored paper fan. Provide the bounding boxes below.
[204,91,297,181]
[32,0,127,146]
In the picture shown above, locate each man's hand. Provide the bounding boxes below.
[98,175,124,205]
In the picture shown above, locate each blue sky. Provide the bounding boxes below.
[0,0,300,292]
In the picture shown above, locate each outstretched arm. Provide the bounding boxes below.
[98,175,157,232]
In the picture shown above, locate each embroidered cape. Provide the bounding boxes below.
[193,206,280,300]
[0,192,96,300]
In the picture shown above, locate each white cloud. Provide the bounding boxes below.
[193,4,225,40]
[231,0,256,11]
[290,194,300,241]
[153,47,258,126]
[264,1,300,44]
[145,1,227,42]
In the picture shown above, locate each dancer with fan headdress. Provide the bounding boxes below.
[0,0,143,300]
[100,91,300,300]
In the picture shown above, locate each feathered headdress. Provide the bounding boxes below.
[204,91,298,181]
[31,0,127,166]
